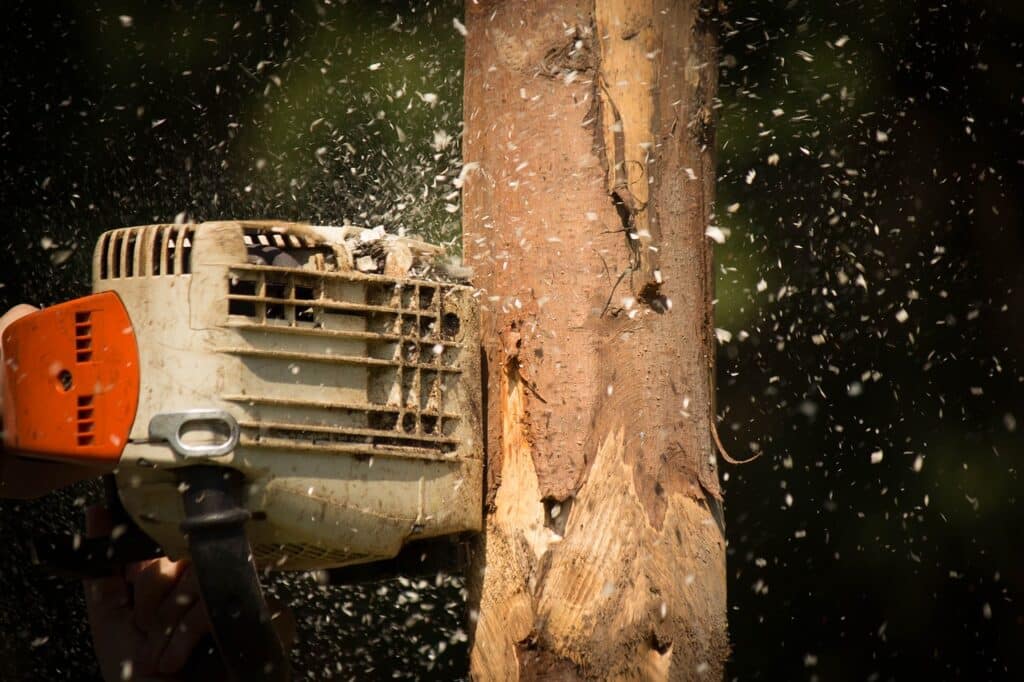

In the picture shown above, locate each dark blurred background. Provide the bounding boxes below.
[0,0,1021,679]
[716,1,1024,680]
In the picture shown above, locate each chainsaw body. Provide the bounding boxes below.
[3,221,483,571]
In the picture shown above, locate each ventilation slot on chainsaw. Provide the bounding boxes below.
[165,226,193,274]
[76,395,95,446]
[242,226,337,270]
[222,264,468,462]
[97,224,194,279]
[74,311,93,362]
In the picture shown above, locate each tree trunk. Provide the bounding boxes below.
[461,1,728,679]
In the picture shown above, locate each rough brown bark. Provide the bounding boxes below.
[462,1,728,679]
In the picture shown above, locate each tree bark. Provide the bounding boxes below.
[461,1,728,679]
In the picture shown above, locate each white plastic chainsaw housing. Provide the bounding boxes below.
[92,221,482,570]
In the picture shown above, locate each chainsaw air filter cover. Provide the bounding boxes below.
[95,221,482,570]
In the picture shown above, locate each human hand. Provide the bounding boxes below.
[83,506,214,681]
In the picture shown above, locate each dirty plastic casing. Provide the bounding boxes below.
[94,221,482,570]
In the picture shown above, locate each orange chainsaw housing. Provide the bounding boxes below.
[2,292,140,467]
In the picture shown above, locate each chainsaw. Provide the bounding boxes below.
[1,220,483,680]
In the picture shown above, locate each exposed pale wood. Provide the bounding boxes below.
[596,0,661,299]
[463,0,727,679]
[469,364,553,678]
